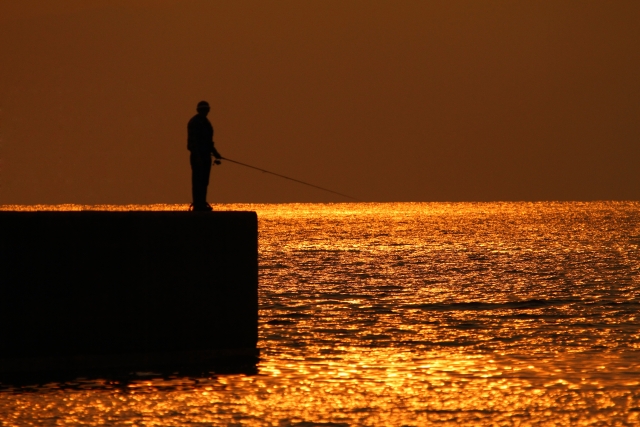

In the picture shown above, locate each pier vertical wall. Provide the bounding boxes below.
[0,211,258,374]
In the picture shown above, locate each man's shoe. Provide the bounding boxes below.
[192,203,213,212]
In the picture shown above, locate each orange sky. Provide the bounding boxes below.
[1,0,638,203]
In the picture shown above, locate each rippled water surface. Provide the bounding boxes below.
[1,202,640,426]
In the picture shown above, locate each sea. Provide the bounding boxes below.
[1,202,639,426]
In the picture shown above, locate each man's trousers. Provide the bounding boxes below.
[190,152,212,208]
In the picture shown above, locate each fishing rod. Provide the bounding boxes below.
[220,157,360,201]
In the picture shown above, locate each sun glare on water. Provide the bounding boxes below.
[1,202,639,425]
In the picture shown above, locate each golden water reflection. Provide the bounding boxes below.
[1,202,639,425]
[2,348,638,426]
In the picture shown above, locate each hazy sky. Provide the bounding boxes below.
[1,1,638,204]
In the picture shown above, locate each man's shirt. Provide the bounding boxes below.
[187,114,215,155]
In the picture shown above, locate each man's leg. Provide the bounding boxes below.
[189,152,202,209]
[202,155,212,206]
[190,152,212,210]
[190,153,199,206]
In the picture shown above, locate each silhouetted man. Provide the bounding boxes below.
[188,101,222,211]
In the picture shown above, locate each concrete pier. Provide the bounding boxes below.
[0,211,258,376]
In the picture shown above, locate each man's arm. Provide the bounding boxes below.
[212,144,222,164]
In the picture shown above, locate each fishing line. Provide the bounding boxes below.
[220,157,360,201]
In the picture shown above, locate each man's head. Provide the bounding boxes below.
[196,100,210,116]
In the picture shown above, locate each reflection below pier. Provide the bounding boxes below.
[1,347,638,426]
